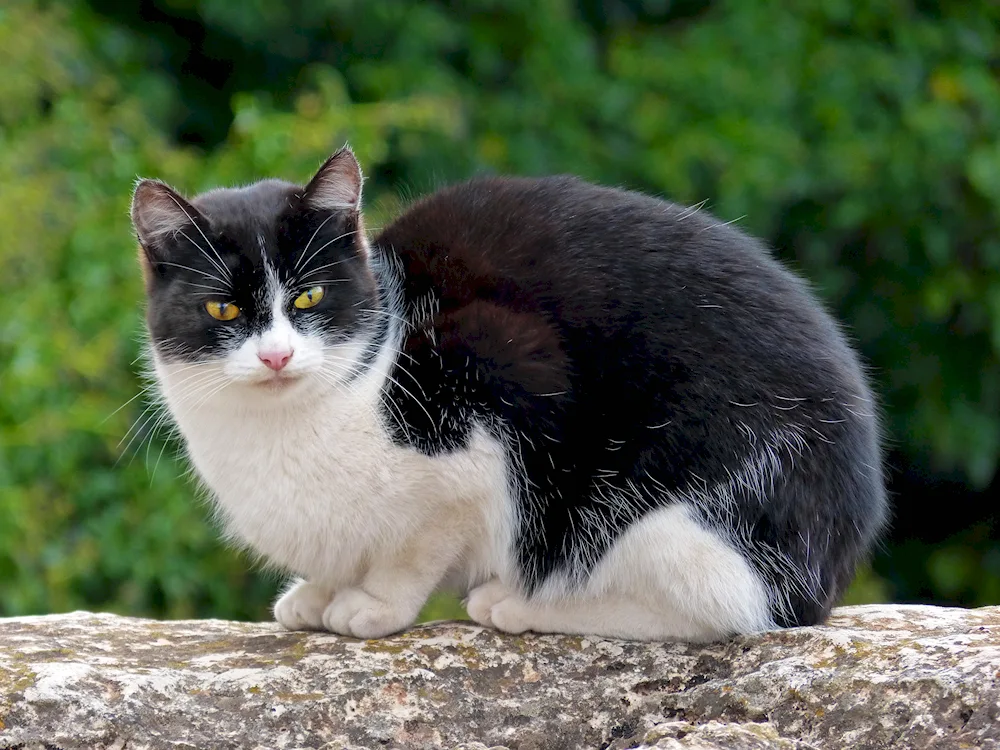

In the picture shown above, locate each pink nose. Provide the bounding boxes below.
[258,349,293,371]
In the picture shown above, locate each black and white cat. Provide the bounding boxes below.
[130,147,887,642]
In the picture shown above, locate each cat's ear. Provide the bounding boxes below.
[131,179,205,256]
[303,146,363,213]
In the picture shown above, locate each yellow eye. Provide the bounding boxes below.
[205,301,240,321]
[293,286,325,309]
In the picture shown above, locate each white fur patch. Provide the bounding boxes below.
[468,502,773,642]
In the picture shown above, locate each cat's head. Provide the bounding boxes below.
[131,147,384,408]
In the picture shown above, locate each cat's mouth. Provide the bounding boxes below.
[250,372,304,391]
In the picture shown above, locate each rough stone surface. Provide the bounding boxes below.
[0,605,998,750]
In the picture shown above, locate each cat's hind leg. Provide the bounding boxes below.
[467,579,700,640]
[468,502,776,642]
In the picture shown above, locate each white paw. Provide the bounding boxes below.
[321,587,415,639]
[465,579,531,634]
[465,579,512,626]
[273,579,333,631]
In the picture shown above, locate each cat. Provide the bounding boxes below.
[130,146,887,642]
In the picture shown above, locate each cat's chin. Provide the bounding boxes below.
[208,371,312,403]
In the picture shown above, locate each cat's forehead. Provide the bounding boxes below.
[191,179,299,239]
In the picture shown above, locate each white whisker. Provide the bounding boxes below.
[157,261,229,287]
[295,279,350,287]
[296,229,363,281]
[166,193,231,279]
[179,281,231,294]
[299,257,357,279]
[294,213,337,273]
[177,229,230,282]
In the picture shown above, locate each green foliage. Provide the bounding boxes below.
[2,0,998,620]
[1,0,254,618]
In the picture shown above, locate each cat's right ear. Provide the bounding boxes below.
[130,179,204,265]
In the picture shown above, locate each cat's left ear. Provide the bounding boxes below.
[303,146,363,213]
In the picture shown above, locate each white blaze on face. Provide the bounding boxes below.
[254,288,296,372]
[222,278,309,384]
[215,274,371,392]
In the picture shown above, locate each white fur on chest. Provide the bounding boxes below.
[157,361,513,590]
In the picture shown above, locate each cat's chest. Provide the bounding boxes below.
[171,394,418,570]
[179,398,403,505]
[163,377,513,584]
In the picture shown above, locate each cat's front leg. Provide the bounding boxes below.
[321,587,419,639]
[320,529,463,639]
[276,576,428,638]
[273,578,335,630]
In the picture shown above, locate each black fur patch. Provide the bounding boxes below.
[374,176,887,627]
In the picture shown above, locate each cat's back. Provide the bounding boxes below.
[377,174,812,315]
[374,175,859,391]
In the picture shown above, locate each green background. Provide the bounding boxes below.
[1,0,998,622]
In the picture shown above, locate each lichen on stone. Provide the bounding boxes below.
[0,606,997,750]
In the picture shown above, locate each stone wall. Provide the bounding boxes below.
[1,605,998,749]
